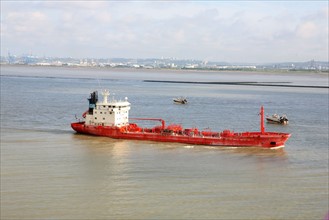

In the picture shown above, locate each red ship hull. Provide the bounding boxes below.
[71,91,291,150]
[71,122,291,149]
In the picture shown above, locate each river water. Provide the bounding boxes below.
[1,65,328,219]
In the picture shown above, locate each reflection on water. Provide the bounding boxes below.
[72,133,132,156]
[219,146,287,158]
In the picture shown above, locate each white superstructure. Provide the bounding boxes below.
[85,90,131,127]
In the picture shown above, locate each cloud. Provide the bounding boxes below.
[5,11,48,33]
[296,21,317,39]
[1,1,328,62]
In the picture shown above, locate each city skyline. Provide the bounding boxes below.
[1,1,328,63]
[3,52,328,72]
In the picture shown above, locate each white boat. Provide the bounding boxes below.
[173,97,188,104]
[266,114,289,125]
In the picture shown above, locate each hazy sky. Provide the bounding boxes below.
[1,1,328,63]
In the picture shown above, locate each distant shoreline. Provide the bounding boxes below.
[1,64,328,89]
[144,80,329,89]
[1,63,328,76]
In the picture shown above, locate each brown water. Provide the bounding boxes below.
[1,65,328,219]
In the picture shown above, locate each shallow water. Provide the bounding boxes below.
[1,65,328,219]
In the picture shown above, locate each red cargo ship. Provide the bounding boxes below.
[71,90,291,149]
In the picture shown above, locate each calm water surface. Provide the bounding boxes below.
[1,65,328,219]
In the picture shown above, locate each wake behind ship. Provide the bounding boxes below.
[71,90,291,149]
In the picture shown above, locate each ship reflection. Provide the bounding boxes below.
[71,133,288,187]
[216,146,287,158]
[72,133,131,157]
[71,133,134,184]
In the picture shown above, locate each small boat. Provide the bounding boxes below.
[173,97,187,104]
[266,114,289,125]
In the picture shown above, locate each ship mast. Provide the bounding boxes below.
[102,89,110,104]
[260,106,265,134]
